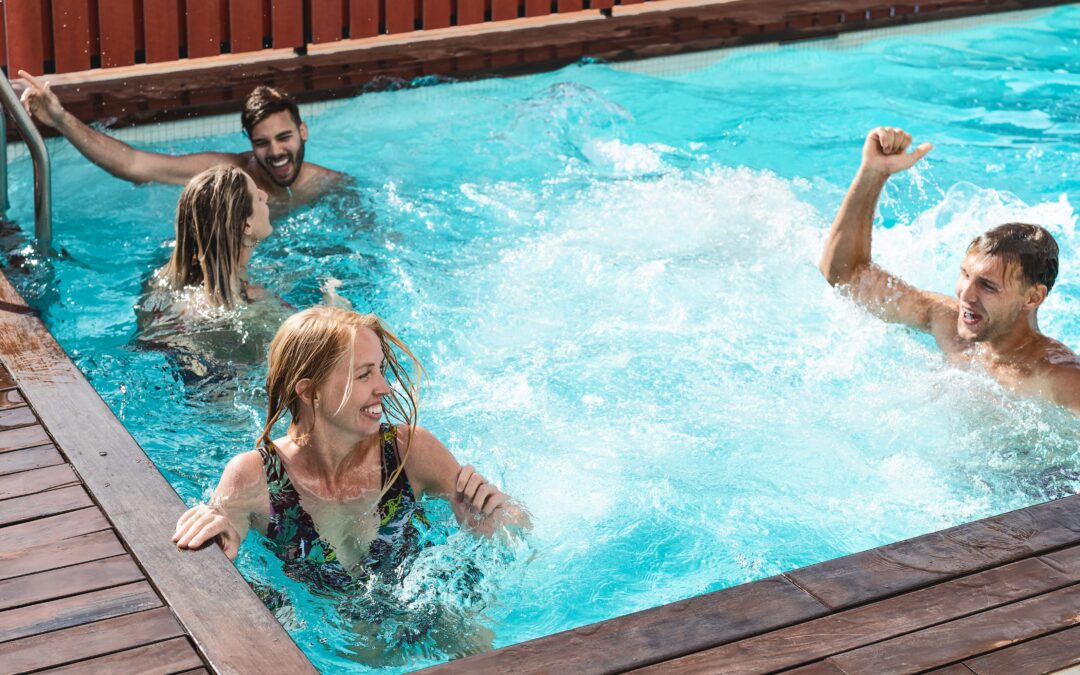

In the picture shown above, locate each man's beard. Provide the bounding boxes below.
[264,142,306,188]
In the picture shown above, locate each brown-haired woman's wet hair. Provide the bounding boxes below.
[242,86,303,137]
[968,222,1059,292]
[257,307,426,496]
[162,165,254,309]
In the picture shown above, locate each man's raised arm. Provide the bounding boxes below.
[18,71,239,186]
[819,127,949,333]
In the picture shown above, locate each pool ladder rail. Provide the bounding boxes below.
[0,69,53,255]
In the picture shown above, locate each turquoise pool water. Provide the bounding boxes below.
[5,5,1080,671]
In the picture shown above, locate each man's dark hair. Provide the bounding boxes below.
[241,86,302,137]
[967,222,1059,292]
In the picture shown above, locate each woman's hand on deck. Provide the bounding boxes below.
[172,503,242,560]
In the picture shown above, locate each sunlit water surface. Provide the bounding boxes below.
[4,6,1080,672]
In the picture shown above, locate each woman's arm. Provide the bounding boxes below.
[399,425,531,536]
[173,451,267,559]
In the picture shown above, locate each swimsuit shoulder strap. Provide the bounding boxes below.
[378,423,412,500]
[259,441,299,506]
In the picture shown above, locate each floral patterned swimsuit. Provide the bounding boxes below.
[258,423,429,588]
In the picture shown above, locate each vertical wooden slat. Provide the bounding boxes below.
[491,0,517,21]
[0,1,9,69]
[457,0,484,25]
[620,0,644,4]
[270,0,302,47]
[185,0,223,57]
[591,0,614,9]
[557,0,584,11]
[348,0,378,37]
[309,0,342,42]
[51,0,91,72]
[98,0,137,67]
[524,0,547,16]
[385,0,415,32]
[5,0,46,75]
[422,0,449,29]
[143,0,181,63]
[229,0,263,53]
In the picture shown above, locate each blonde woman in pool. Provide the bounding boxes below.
[136,164,286,369]
[173,306,530,580]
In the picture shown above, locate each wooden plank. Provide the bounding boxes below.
[310,0,343,42]
[0,367,14,390]
[0,390,25,410]
[4,0,45,76]
[0,463,78,500]
[229,0,264,53]
[386,0,416,33]
[0,529,124,580]
[786,493,1080,610]
[491,0,518,21]
[828,584,1080,673]
[186,0,225,58]
[0,506,109,554]
[176,669,211,675]
[40,636,204,674]
[0,580,161,643]
[422,0,450,29]
[926,666,978,675]
[0,555,142,611]
[98,0,138,67]
[0,406,36,431]
[0,606,185,673]
[425,576,828,673]
[0,444,63,476]
[348,0,378,38]
[0,424,50,452]
[143,0,183,63]
[963,624,1080,674]
[50,0,93,73]
[592,0,615,9]
[557,0,584,11]
[633,557,1074,674]
[457,0,485,24]
[0,0,7,70]
[525,0,549,17]
[782,662,850,675]
[271,0,304,47]
[0,484,92,526]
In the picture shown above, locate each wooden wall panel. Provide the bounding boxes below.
[186,0,224,57]
[271,0,303,46]
[310,0,343,42]
[386,0,416,33]
[524,0,548,17]
[143,0,182,63]
[98,0,138,67]
[491,0,517,21]
[0,1,6,69]
[51,0,92,72]
[422,0,450,29]
[457,0,484,25]
[591,0,614,9]
[229,0,263,52]
[558,0,584,11]
[5,0,46,75]
[349,0,378,37]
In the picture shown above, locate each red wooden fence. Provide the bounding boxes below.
[2,0,647,75]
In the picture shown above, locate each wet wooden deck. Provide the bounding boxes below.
[0,270,315,674]
[425,493,1080,673]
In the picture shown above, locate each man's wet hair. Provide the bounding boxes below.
[241,86,302,137]
[968,223,1059,292]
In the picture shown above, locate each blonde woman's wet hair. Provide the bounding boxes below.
[258,307,425,495]
[163,165,253,309]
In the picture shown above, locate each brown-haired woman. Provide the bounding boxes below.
[172,306,530,585]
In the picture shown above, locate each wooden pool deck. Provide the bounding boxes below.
[0,269,314,673]
[426,493,1080,673]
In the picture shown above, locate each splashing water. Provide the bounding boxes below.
[4,6,1080,673]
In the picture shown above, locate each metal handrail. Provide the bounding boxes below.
[0,70,52,254]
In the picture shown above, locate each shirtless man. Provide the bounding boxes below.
[820,127,1080,414]
[18,71,345,210]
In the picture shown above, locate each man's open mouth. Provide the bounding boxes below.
[961,309,982,326]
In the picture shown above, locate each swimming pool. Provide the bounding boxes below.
[4,5,1080,672]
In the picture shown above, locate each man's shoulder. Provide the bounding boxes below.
[1037,339,1080,411]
